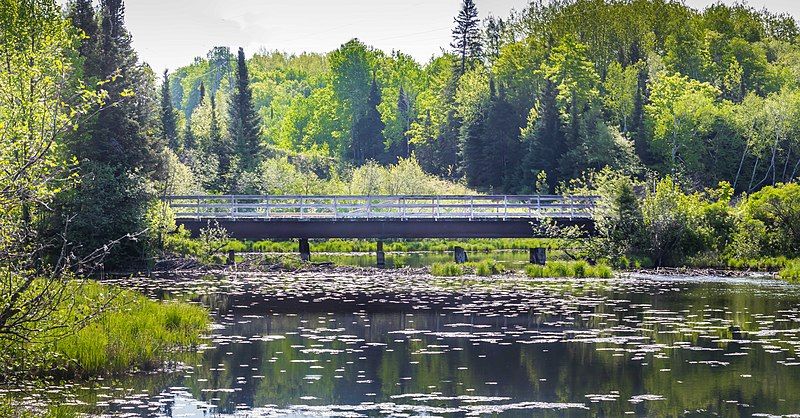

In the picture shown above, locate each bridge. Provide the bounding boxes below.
[167,195,597,264]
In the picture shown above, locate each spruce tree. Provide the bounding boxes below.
[451,0,483,76]
[519,80,565,193]
[352,77,386,163]
[161,69,179,150]
[209,95,231,191]
[64,0,162,265]
[228,47,262,173]
[69,0,99,77]
[397,86,411,159]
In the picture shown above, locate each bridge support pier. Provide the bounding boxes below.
[376,241,386,268]
[454,246,468,264]
[530,247,547,265]
[299,238,311,262]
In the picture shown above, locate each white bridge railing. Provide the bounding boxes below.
[166,195,597,221]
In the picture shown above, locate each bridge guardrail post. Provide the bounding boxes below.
[333,197,338,219]
[503,196,508,220]
[230,196,235,220]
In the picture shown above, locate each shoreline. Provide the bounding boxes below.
[123,254,781,280]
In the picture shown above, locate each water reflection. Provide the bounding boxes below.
[53,273,800,416]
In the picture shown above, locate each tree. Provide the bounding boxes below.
[451,0,483,76]
[209,94,231,191]
[519,80,565,192]
[351,76,386,163]
[63,0,162,265]
[161,69,179,150]
[228,47,262,173]
[0,0,113,353]
[330,39,374,161]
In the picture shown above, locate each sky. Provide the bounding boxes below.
[110,0,800,74]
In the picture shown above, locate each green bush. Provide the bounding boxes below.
[431,262,465,277]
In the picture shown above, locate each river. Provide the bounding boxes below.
[21,269,800,417]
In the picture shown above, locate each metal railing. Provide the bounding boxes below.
[165,195,597,221]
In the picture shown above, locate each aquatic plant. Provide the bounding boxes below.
[48,282,210,377]
[525,260,613,278]
[471,259,504,276]
[431,262,465,277]
[779,260,800,283]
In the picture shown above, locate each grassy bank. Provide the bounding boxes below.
[3,281,209,379]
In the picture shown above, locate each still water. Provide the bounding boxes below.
[34,270,800,417]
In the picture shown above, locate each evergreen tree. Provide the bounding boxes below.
[161,69,179,150]
[64,0,162,265]
[209,95,230,191]
[183,118,196,151]
[352,77,386,163]
[451,0,483,76]
[69,0,99,77]
[396,86,411,159]
[228,47,262,172]
[519,81,565,192]
[485,16,505,64]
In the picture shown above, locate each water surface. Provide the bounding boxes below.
[23,271,800,417]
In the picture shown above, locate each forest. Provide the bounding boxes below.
[164,0,800,197]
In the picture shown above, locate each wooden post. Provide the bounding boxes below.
[454,246,468,264]
[227,250,236,266]
[530,247,547,265]
[376,241,386,268]
[299,238,311,262]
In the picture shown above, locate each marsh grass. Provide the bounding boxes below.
[468,259,505,276]
[431,262,465,277]
[525,261,613,278]
[34,282,210,377]
[779,260,800,283]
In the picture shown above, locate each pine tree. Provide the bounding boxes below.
[352,77,386,163]
[451,0,483,76]
[161,70,179,150]
[228,47,262,172]
[485,16,505,64]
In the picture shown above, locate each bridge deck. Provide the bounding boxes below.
[167,195,596,239]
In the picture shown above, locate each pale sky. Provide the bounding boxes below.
[110,0,800,74]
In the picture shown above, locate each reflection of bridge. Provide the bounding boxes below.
[167,195,597,264]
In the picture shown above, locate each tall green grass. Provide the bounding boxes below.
[525,260,613,278]
[431,262,465,277]
[52,282,209,377]
[779,260,800,283]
